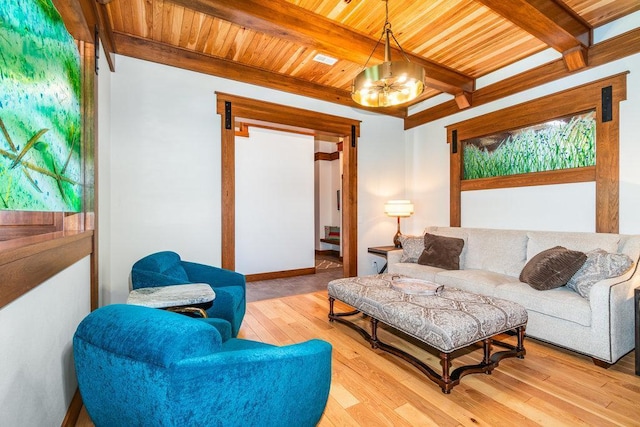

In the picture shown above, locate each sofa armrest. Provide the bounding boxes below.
[387,249,403,267]
[588,265,639,362]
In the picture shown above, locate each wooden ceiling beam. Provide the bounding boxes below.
[52,0,116,71]
[477,0,591,71]
[114,33,407,118]
[93,1,117,72]
[51,0,94,42]
[405,27,640,129]
[167,0,474,97]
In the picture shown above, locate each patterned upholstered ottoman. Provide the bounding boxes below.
[328,274,527,393]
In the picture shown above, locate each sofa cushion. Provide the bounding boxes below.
[388,263,442,282]
[464,229,528,277]
[398,234,424,263]
[435,269,516,296]
[519,246,586,290]
[526,231,619,261]
[417,233,464,270]
[566,249,633,299]
[494,282,592,327]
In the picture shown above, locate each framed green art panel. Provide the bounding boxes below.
[447,73,627,233]
[0,0,84,212]
[463,111,596,180]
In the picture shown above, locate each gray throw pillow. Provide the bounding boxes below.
[417,233,464,270]
[398,235,424,263]
[520,246,586,291]
[566,249,634,299]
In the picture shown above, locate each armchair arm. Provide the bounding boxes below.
[131,269,188,289]
[196,317,232,342]
[171,339,332,427]
[181,261,246,337]
[181,261,246,290]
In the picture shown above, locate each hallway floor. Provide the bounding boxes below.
[245,254,343,302]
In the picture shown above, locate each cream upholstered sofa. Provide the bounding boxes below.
[387,226,640,365]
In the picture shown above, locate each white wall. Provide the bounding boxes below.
[103,55,406,303]
[236,128,314,274]
[107,58,223,304]
[0,257,91,426]
[404,14,640,236]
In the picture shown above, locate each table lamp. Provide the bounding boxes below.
[384,200,414,248]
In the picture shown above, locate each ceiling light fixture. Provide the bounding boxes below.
[351,0,425,108]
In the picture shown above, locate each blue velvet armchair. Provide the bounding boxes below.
[131,251,245,336]
[73,304,332,427]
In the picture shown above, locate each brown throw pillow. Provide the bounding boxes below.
[417,233,465,270]
[520,246,587,290]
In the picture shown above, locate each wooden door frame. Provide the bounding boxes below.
[216,93,360,277]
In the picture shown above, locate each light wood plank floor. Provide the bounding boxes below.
[77,291,640,426]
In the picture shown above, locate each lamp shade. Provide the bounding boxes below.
[384,200,414,217]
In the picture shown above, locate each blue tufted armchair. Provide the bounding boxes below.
[73,304,332,427]
[131,251,245,336]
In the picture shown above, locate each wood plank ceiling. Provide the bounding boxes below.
[59,0,640,118]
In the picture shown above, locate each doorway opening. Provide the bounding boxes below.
[216,93,360,279]
[314,135,343,271]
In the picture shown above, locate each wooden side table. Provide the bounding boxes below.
[368,245,399,273]
[635,287,639,376]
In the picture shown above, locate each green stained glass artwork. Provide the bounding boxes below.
[463,111,596,180]
[0,0,83,211]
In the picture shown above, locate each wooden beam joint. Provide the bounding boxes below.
[563,46,588,71]
[455,91,473,109]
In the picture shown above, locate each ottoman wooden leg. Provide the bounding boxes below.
[517,326,526,358]
[370,318,380,349]
[483,338,492,370]
[440,352,452,394]
[328,297,361,322]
